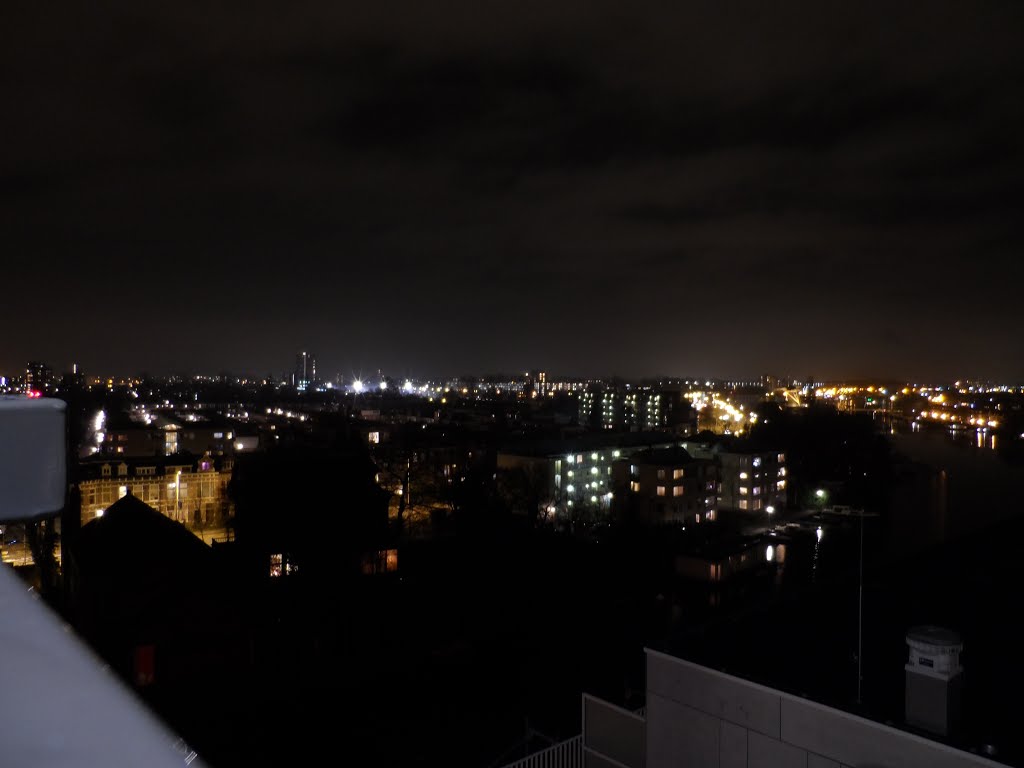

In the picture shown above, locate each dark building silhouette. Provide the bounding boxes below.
[70,493,239,689]
[228,441,391,582]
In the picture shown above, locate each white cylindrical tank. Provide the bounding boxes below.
[0,396,67,521]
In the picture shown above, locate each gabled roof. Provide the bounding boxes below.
[78,493,212,566]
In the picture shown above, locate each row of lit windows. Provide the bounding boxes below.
[100,464,194,477]
[738,480,786,495]
[628,482,686,497]
[566,450,622,464]
[739,453,786,467]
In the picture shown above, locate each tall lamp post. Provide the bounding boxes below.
[858,507,863,705]
[851,507,879,706]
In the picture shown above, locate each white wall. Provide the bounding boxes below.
[643,649,1005,768]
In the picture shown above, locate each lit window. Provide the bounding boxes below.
[777,453,785,463]
[213,432,223,439]
[656,485,666,496]
[630,481,640,493]
[657,469,666,480]
[739,472,748,479]
[673,468,684,480]
[753,457,762,468]
[777,480,786,490]
[368,431,380,444]
[673,486,684,497]
[270,554,283,578]
[739,487,749,495]
[630,464,638,476]
[778,467,786,477]
[739,500,748,510]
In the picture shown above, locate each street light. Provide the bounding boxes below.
[814,488,827,514]
[766,504,775,532]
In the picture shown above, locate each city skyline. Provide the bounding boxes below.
[5,357,1024,389]
[4,357,1024,390]
[5,1,1024,380]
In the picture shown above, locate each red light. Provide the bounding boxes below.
[27,390,42,399]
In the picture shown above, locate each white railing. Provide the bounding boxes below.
[496,702,648,768]
[496,734,583,768]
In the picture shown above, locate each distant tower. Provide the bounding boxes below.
[905,625,963,737]
[294,351,317,391]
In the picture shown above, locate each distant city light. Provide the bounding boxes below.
[815,489,826,499]
[403,380,414,392]
[352,379,365,393]
[816,526,824,541]
[379,381,388,391]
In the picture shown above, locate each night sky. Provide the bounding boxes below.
[4,2,1023,381]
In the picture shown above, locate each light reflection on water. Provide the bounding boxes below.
[885,415,999,452]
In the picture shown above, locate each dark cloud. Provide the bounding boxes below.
[2,0,1023,380]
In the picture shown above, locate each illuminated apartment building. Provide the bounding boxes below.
[714,449,787,513]
[612,447,719,524]
[580,387,691,433]
[497,433,682,516]
[79,454,234,527]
